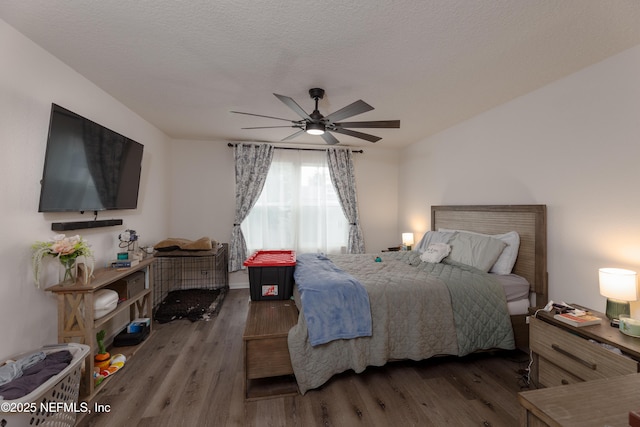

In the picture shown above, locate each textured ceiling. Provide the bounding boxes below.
[2,1,640,148]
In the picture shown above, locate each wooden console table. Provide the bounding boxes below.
[47,257,154,398]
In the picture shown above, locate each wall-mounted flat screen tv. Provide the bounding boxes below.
[38,104,144,212]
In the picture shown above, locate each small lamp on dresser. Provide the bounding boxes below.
[599,267,638,320]
[402,233,414,251]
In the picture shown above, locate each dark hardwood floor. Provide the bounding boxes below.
[77,289,533,427]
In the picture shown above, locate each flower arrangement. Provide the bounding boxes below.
[32,234,95,288]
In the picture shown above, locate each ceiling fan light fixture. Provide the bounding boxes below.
[306,122,325,135]
[233,88,400,144]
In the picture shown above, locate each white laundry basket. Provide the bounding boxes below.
[0,343,89,427]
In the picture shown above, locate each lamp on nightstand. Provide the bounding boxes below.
[599,268,638,320]
[402,233,414,251]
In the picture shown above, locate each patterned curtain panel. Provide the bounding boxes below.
[326,148,365,253]
[229,143,274,272]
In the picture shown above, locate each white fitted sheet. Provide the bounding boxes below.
[506,298,530,315]
[493,273,530,315]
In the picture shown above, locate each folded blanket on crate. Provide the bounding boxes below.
[294,253,372,346]
[154,237,217,252]
[153,237,222,257]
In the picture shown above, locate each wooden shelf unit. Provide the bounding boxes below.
[47,257,155,398]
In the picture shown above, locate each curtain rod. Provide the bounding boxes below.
[227,142,363,154]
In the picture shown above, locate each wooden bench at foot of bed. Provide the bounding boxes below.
[243,300,299,400]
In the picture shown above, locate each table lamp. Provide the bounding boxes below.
[599,268,638,320]
[402,233,414,251]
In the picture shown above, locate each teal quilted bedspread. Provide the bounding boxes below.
[288,251,515,394]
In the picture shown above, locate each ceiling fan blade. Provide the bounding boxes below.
[242,125,299,129]
[281,129,306,141]
[336,120,400,129]
[231,111,296,123]
[331,127,381,143]
[274,94,311,120]
[324,100,374,123]
[321,132,340,145]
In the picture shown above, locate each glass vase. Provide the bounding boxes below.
[59,258,77,285]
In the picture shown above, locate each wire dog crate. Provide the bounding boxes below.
[152,243,229,309]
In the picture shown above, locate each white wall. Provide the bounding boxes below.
[167,140,400,287]
[0,19,171,360]
[399,44,640,313]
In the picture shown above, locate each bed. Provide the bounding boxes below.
[287,205,547,394]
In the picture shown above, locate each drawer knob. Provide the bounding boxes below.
[551,343,597,370]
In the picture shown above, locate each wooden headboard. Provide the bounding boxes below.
[431,205,548,305]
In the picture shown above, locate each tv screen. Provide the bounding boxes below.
[38,104,144,212]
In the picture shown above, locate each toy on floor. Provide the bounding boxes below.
[94,354,126,386]
[94,330,111,370]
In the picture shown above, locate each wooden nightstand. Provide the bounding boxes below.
[529,305,640,388]
[519,373,640,426]
[242,300,299,400]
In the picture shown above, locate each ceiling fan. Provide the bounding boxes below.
[231,88,400,145]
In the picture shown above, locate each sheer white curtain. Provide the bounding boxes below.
[242,149,349,254]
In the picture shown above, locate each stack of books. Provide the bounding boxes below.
[554,312,602,327]
[111,258,139,269]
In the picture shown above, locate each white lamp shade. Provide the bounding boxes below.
[599,268,638,301]
[402,233,414,246]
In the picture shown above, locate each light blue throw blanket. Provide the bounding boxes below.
[294,253,372,346]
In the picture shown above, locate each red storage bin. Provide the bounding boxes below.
[244,250,296,301]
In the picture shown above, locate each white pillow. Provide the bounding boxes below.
[447,232,507,273]
[420,243,451,263]
[439,229,520,275]
[415,230,457,253]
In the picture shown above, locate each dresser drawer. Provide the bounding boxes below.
[531,317,638,383]
[538,358,582,387]
[106,271,146,300]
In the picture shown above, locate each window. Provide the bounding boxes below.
[242,149,348,254]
